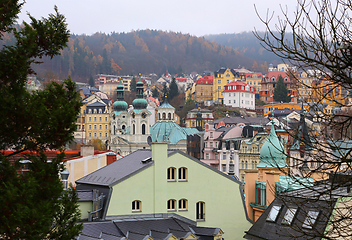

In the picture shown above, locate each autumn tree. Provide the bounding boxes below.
[273,75,291,102]
[0,2,82,239]
[253,0,352,238]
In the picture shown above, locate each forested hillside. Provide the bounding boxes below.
[1,29,279,82]
[204,32,286,66]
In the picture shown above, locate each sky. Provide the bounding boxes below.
[17,0,298,37]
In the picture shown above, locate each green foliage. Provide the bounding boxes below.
[0,2,82,239]
[130,77,137,92]
[273,75,291,103]
[152,87,159,98]
[88,76,95,87]
[168,78,179,101]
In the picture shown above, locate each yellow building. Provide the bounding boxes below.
[239,72,263,95]
[263,102,309,117]
[185,108,214,128]
[194,76,213,103]
[239,132,268,182]
[310,78,348,106]
[213,68,240,103]
[75,94,111,144]
[296,71,314,102]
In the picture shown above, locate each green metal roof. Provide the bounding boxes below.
[150,122,199,145]
[277,176,314,191]
[258,122,287,169]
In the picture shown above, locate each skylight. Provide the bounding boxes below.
[302,211,319,229]
[266,205,281,222]
[282,208,297,225]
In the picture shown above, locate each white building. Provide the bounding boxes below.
[223,81,256,110]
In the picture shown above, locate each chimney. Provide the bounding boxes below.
[106,153,117,165]
[81,145,94,157]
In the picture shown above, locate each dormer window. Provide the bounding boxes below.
[266,205,282,222]
[302,211,319,229]
[271,77,275,81]
[282,208,297,225]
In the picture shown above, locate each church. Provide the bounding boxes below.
[109,75,199,156]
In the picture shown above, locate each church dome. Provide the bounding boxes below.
[132,98,148,110]
[258,123,287,169]
[113,100,128,112]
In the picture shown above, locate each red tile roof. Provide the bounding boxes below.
[196,76,213,85]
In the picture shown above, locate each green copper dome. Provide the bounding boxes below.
[258,123,287,169]
[132,98,148,109]
[113,100,128,112]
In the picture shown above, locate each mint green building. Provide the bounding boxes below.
[76,142,252,239]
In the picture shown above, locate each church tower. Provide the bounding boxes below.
[111,78,129,137]
[129,74,151,142]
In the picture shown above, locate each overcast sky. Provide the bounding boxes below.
[17,0,298,37]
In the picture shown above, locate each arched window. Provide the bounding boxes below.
[133,124,135,134]
[179,199,188,211]
[252,161,255,169]
[132,200,141,212]
[162,113,166,120]
[167,199,176,211]
[168,113,171,120]
[178,167,187,181]
[242,161,244,169]
[196,201,205,220]
[245,161,248,169]
[158,113,161,120]
[142,124,146,135]
[167,167,176,181]
[255,161,257,168]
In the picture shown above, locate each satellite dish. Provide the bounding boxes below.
[147,136,152,146]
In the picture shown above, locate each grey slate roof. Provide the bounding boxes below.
[79,217,221,240]
[87,102,106,107]
[210,116,270,126]
[244,177,352,240]
[76,150,153,187]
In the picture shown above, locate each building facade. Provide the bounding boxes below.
[213,68,240,103]
[223,81,256,109]
[194,76,213,103]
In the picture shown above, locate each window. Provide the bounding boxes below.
[89,132,91,137]
[94,132,97,137]
[105,132,108,137]
[266,205,282,222]
[89,125,92,130]
[242,161,244,169]
[163,113,166,120]
[133,124,135,134]
[105,117,107,121]
[210,132,213,138]
[99,124,102,130]
[168,113,171,120]
[142,124,146,135]
[223,153,226,160]
[245,161,248,169]
[105,124,108,129]
[179,199,188,211]
[255,181,266,206]
[222,164,226,172]
[229,100,231,104]
[282,208,297,225]
[99,117,102,121]
[206,153,209,159]
[99,132,102,137]
[132,200,141,212]
[89,117,91,122]
[210,142,213,148]
[196,201,205,221]
[178,167,187,181]
[302,211,319,229]
[167,167,176,181]
[94,117,97,121]
[167,199,176,211]
[94,125,97,130]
